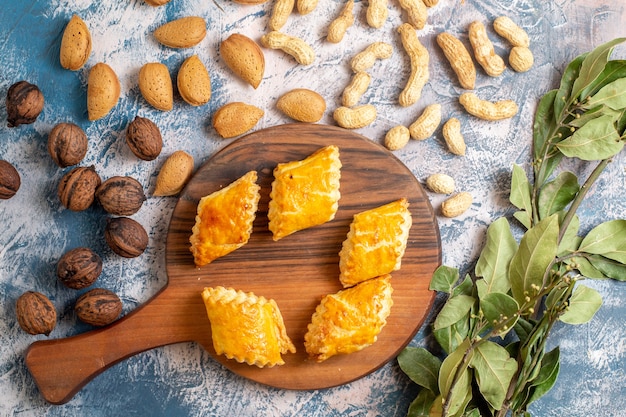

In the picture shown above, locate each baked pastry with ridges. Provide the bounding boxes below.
[304,275,393,362]
[189,171,260,267]
[268,145,341,241]
[201,286,296,367]
[339,198,412,287]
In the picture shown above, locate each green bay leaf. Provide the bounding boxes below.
[510,164,532,210]
[586,77,626,110]
[559,284,603,324]
[570,38,626,103]
[398,347,442,394]
[578,219,626,263]
[568,105,621,128]
[587,254,626,281]
[581,59,626,99]
[535,89,559,160]
[556,114,623,160]
[407,389,436,417]
[554,53,586,118]
[537,171,580,219]
[480,292,520,337]
[438,339,473,417]
[429,265,459,294]
[433,294,475,330]
[510,215,560,306]
[469,340,518,410]
[475,217,517,295]
[434,314,470,355]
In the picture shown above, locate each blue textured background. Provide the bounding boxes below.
[0,0,624,416]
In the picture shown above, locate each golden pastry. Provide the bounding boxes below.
[304,275,393,362]
[189,171,260,267]
[268,145,341,241]
[201,286,296,367]
[338,198,412,287]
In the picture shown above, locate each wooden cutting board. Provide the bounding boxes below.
[25,124,441,404]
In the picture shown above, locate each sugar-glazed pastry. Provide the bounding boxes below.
[201,286,296,368]
[338,198,411,287]
[268,145,341,241]
[304,275,393,362]
[189,171,260,267]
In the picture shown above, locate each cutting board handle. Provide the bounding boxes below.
[24,286,210,405]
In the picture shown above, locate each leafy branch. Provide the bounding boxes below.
[399,38,626,417]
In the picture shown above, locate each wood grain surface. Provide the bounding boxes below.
[25,124,441,404]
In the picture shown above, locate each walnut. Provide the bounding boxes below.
[6,80,45,127]
[16,291,57,336]
[58,165,102,211]
[47,122,88,167]
[126,116,163,161]
[57,247,103,289]
[104,217,149,258]
[75,288,123,327]
[96,176,146,216]
[0,160,21,199]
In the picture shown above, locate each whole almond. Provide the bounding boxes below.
[154,150,194,196]
[87,63,120,121]
[213,102,264,138]
[220,34,265,89]
[60,15,92,71]
[177,55,212,106]
[441,192,472,217]
[139,62,173,111]
[153,16,206,49]
[276,88,326,123]
[145,0,171,5]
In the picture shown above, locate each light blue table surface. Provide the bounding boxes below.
[1,0,624,416]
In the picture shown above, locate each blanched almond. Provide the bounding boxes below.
[87,63,120,121]
[220,33,265,89]
[154,16,206,49]
[177,55,211,106]
[213,102,264,138]
[139,62,173,111]
[60,15,92,71]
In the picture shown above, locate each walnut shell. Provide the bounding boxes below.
[6,80,45,127]
[0,160,21,199]
[126,116,163,161]
[57,247,103,289]
[48,122,88,167]
[96,176,146,216]
[105,217,149,258]
[16,291,57,336]
[75,288,122,327]
[58,165,102,211]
